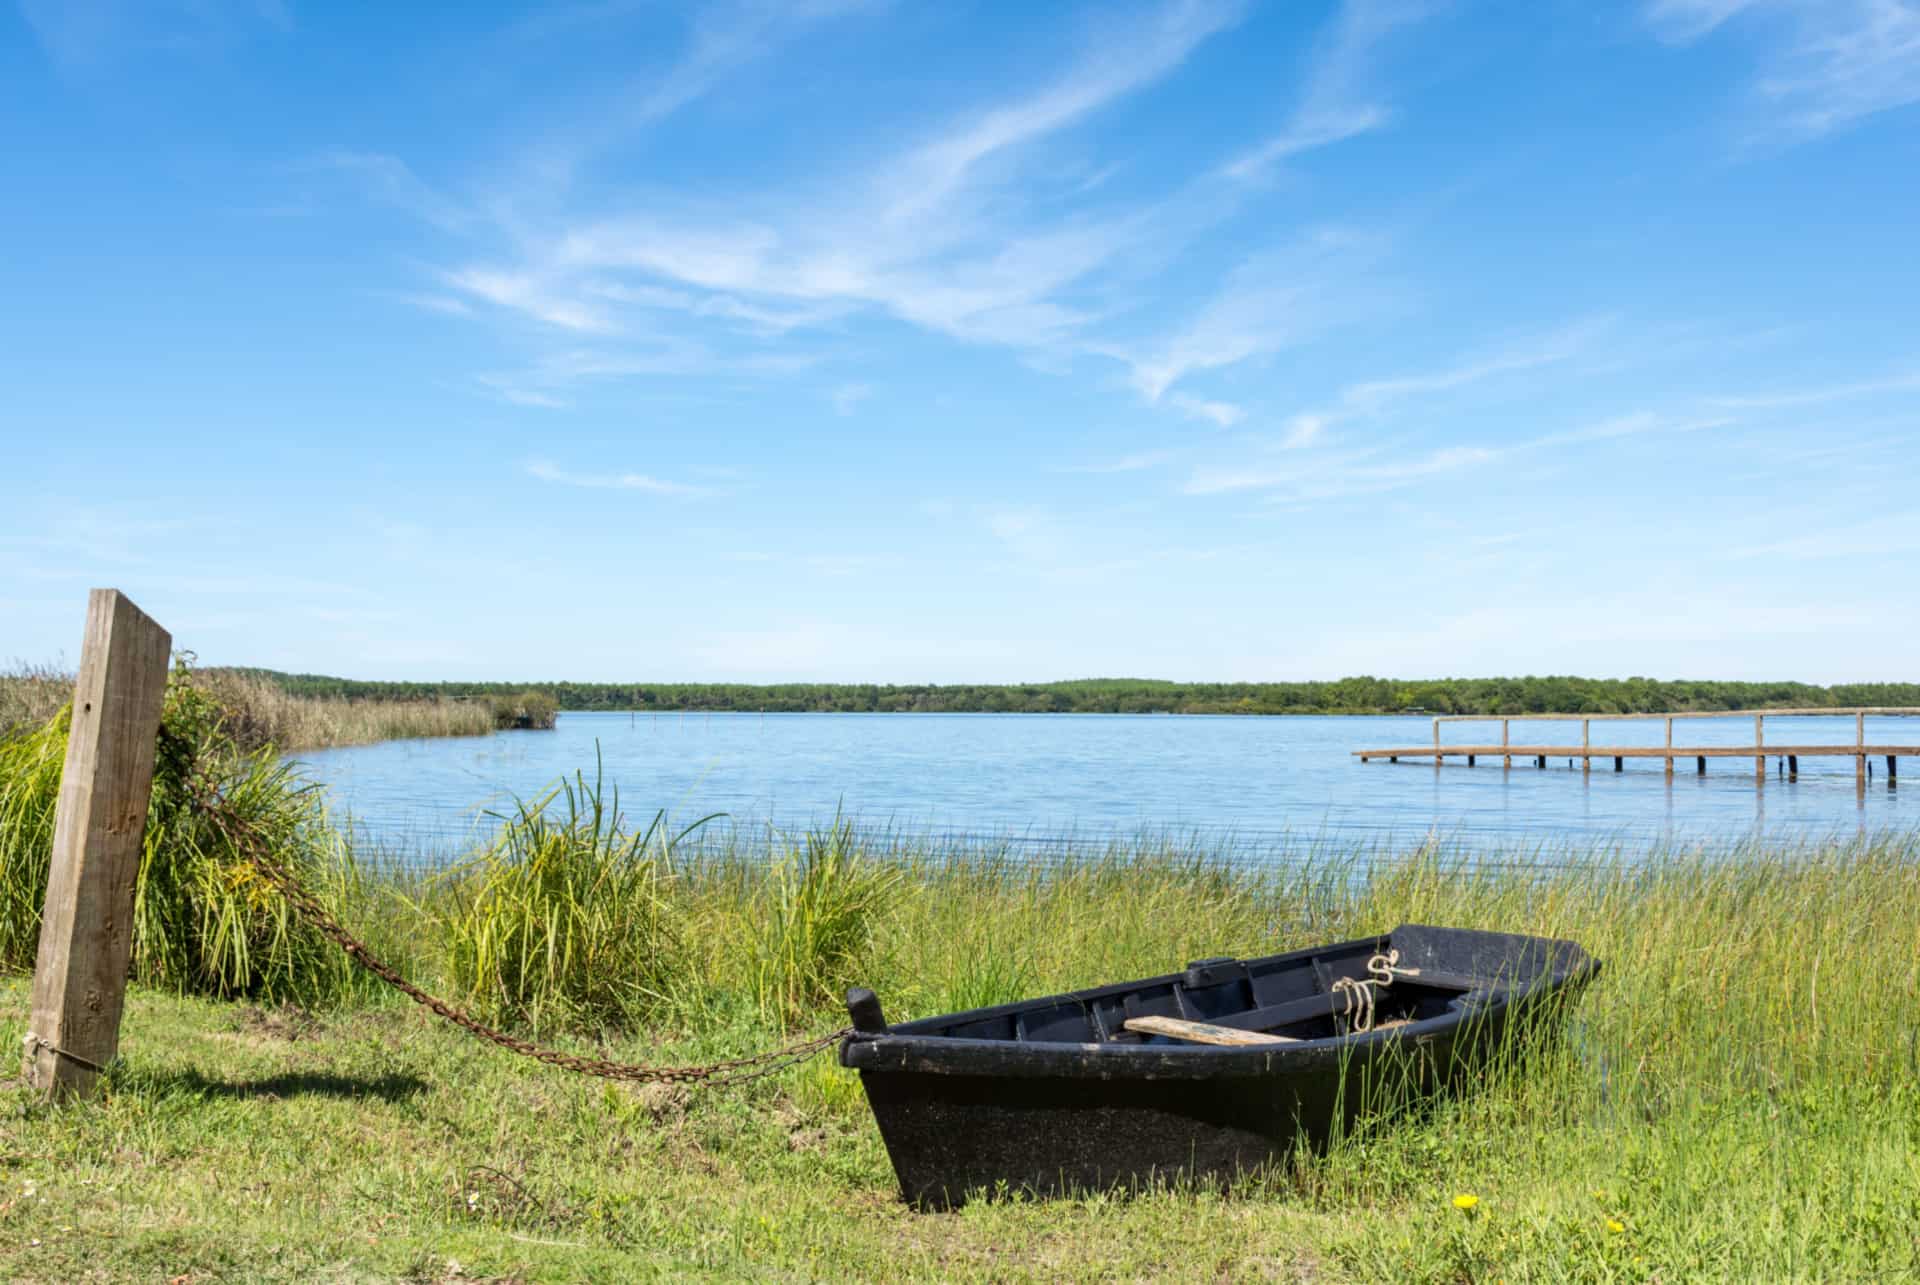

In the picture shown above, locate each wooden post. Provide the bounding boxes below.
[1788,754,1798,778]
[1696,755,1705,774]
[1754,713,1765,786]
[1582,719,1590,774]
[1889,755,1898,784]
[1502,719,1510,770]
[1664,717,1673,777]
[22,590,171,1098]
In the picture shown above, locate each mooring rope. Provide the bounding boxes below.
[1333,949,1424,1033]
[191,781,849,1089]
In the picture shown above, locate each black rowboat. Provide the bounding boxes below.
[841,924,1598,1208]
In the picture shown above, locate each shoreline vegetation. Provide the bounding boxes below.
[1,665,557,750]
[0,671,1916,1278]
[227,668,1920,717]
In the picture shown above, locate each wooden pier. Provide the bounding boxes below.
[1355,708,1920,786]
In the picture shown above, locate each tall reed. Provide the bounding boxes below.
[0,668,363,1002]
[0,662,70,740]
[435,767,691,1033]
[189,669,494,751]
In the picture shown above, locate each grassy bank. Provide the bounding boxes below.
[0,692,1916,1279]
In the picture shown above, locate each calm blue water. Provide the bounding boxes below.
[291,712,1920,863]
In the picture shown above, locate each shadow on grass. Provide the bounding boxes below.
[153,1068,429,1103]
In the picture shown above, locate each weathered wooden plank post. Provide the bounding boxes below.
[22,590,171,1098]
[1501,719,1510,770]
[1664,716,1673,778]
[1582,718,1590,774]
[1754,713,1765,786]
[1857,711,1867,788]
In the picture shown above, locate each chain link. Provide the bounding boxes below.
[192,785,850,1088]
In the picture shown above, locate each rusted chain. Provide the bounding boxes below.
[191,785,849,1088]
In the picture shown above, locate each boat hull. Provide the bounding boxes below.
[841,925,1594,1208]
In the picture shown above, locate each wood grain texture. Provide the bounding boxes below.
[1122,1016,1299,1046]
[23,590,171,1098]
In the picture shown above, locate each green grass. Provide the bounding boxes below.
[0,826,1916,1280]
[1,689,1916,1278]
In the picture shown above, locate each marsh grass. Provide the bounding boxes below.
[435,767,691,1033]
[747,817,906,1027]
[0,715,1915,1277]
[0,662,70,740]
[188,668,495,751]
[0,673,367,1003]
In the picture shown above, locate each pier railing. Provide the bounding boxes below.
[1355,708,1920,785]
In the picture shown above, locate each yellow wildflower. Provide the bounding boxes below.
[1453,1194,1480,1212]
[1606,1218,1626,1234]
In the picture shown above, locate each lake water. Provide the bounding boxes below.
[292,712,1920,864]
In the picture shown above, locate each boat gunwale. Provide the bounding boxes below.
[840,926,1598,1078]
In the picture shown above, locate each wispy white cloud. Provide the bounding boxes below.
[524,459,712,496]
[1063,448,1178,474]
[392,292,477,318]
[18,0,289,69]
[1649,0,1920,138]
[1225,0,1436,179]
[1180,401,1734,504]
[1646,0,1764,41]
[1333,319,1609,417]
[1729,512,1920,558]
[1166,392,1244,426]
[354,0,1265,405]
[450,268,615,332]
[308,149,472,234]
[477,342,823,407]
[1236,317,1610,459]
[830,382,873,415]
[1103,227,1394,406]
[623,0,883,131]
[1183,443,1495,500]
[1706,370,1920,409]
[888,0,1245,220]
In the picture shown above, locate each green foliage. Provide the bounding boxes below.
[488,688,559,730]
[750,818,905,1027]
[0,664,360,1003]
[221,667,1920,716]
[436,767,688,1033]
[0,706,66,969]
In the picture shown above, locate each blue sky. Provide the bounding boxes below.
[2,0,1916,683]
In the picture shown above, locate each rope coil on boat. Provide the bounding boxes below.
[190,780,849,1089]
[1333,949,1423,1033]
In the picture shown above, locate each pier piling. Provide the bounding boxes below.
[1356,708,1920,790]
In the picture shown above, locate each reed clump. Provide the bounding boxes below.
[188,668,495,751]
[0,662,70,740]
[435,769,687,1033]
[0,665,362,1002]
[486,688,559,730]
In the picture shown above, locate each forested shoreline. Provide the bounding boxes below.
[222,670,1920,716]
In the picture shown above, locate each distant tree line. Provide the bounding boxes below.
[213,671,1920,716]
